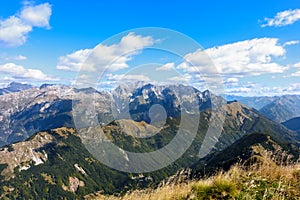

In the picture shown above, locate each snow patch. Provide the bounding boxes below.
[19,165,31,171]
[32,154,44,165]
[40,103,50,112]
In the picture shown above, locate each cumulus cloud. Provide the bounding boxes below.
[0,62,57,81]
[57,32,154,72]
[0,17,32,47]
[20,3,52,28]
[178,38,287,76]
[156,62,175,71]
[56,49,92,71]
[0,3,52,47]
[262,9,300,27]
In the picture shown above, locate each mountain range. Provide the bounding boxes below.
[0,82,220,146]
[227,95,300,123]
[0,82,299,198]
[0,82,33,96]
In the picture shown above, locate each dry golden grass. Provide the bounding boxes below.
[86,146,300,200]
[86,182,193,200]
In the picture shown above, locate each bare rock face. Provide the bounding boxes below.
[62,176,85,193]
[0,131,55,180]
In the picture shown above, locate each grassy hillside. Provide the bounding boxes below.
[0,128,135,199]
[282,117,300,135]
[192,132,299,177]
[89,162,300,200]
[88,134,300,200]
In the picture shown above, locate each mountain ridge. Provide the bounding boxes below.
[0,82,33,96]
[259,95,300,122]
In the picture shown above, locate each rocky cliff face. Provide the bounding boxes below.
[0,84,112,146]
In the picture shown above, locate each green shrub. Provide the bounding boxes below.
[192,177,238,199]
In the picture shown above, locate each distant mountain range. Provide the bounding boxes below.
[227,95,300,123]
[260,95,300,123]
[225,95,277,110]
[0,82,33,95]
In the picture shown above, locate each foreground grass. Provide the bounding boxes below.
[87,144,300,200]
[87,162,300,200]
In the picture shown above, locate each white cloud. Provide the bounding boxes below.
[283,40,299,46]
[71,74,96,88]
[291,71,300,77]
[13,55,27,61]
[225,77,239,84]
[284,83,300,94]
[294,62,300,68]
[117,32,154,50]
[56,49,92,71]
[178,38,287,76]
[225,87,252,94]
[0,63,26,74]
[225,82,300,96]
[0,3,52,47]
[0,54,27,61]
[20,3,51,28]
[227,77,239,83]
[57,32,154,72]
[168,74,192,83]
[156,62,175,71]
[262,9,300,27]
[0,17,32,47]
[224,81,257,96]
[0,62,57,81]
[107,74,151,82]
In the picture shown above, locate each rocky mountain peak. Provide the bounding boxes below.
[0,82,33,95]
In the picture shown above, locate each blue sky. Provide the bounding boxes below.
[0,0,300,96]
